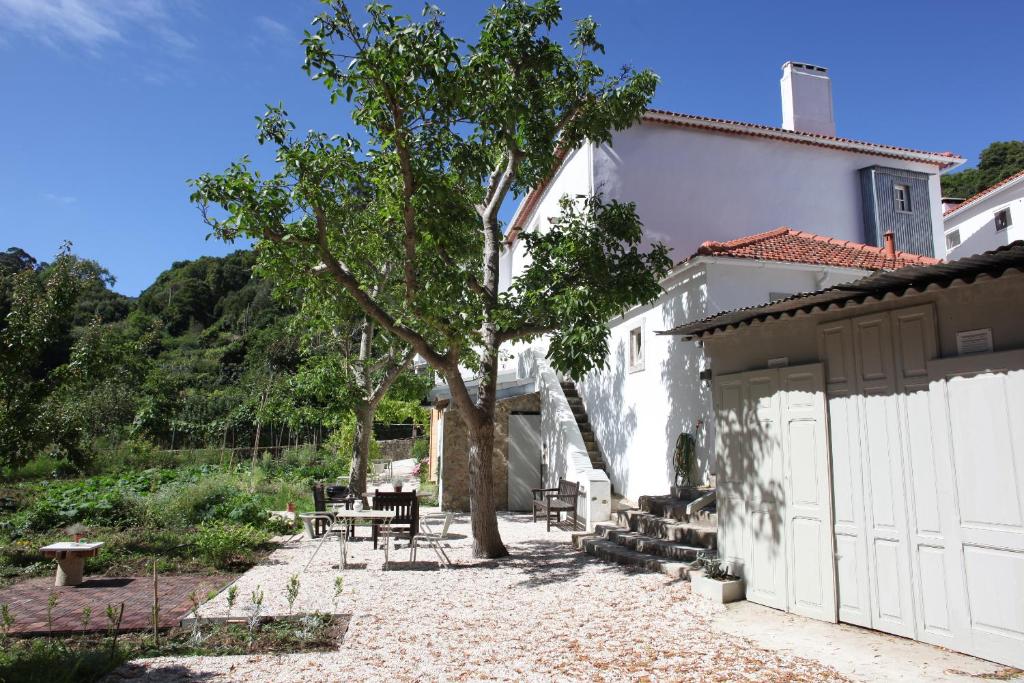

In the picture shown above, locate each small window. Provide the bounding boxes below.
[628,326,644,372]
[945,229,961,250]
[893,184,911,213]
[995,208,1012,231]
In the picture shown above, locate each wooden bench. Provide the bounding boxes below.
[532,479,582,531]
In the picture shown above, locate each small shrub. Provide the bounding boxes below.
[192,521,262,570]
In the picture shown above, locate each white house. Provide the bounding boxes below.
[943,169,1024,258]
[494,62,963,504]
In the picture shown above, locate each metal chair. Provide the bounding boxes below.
[409,512,454,566]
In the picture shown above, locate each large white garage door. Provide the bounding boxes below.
[715,363,837,622]
[819,304,1024,668]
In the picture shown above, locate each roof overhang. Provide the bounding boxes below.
[660,241,1024,340]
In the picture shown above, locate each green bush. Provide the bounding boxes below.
[192,521,263,569]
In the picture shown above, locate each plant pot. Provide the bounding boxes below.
[73,534,84,543]
[393,484,403,493]
[286,502,296,513]
[691,573,745,604]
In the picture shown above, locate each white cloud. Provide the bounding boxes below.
[43,192,77,205]
[254,15,290,39]
[0,0,194,53]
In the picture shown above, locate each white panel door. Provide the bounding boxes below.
[715,375,749,578]
[744,371,788,611]
[928,350,1024,669]
[507,414,542,511]
[714,364,833,619]
[818,320,872,628]
[780,365,837,622]
[851,312,917,638]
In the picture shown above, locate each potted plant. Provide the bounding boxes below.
[392,477,403,493]
[65,523,89,543]
[690,551,744,604]
[286,501,296,513]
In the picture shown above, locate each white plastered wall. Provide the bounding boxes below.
[574,257,870,502]
[944,181,1024,259]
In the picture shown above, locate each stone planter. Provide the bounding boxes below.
[691,572,745,604]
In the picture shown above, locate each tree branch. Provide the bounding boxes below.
[308,205,450,370]
[495,324,553,345]
[369,348,416,406]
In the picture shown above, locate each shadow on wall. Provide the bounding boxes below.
[577,337,637,495]
[660,276,712,488]
[715,386,785,563]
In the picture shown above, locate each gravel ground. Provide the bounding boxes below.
[107,512,848,682]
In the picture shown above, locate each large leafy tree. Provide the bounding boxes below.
[942,140,1024,198]
[191,0,671,558]
[0,244,85,467]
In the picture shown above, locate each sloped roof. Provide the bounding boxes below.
[643,110,962,168]
[505,108,964,245]
[943,169,1024,217]
[692,227,940,270]
[661,241,1024,339]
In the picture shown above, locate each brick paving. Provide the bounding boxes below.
[0,573,232,636]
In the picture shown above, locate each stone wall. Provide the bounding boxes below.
[439,392,541,512]
[377,437,415,462]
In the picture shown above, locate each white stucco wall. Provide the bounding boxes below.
[574,257,870,502]
[943,181,1024,259]
[590,121,944,260]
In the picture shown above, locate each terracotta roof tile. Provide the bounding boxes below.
[692,227,940,270]
[943,169,1024,217]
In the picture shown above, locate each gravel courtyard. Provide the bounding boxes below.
[109,511,848,682]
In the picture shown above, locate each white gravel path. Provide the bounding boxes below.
[108,511,848,682]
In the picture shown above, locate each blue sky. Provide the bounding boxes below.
[1,0,1021,295]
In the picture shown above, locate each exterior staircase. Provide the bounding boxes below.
[573,486,718,579]
[559,380,607,474]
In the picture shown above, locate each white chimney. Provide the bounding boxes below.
[780,61,835,137]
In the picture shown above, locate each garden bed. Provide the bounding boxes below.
[0,613,349,683]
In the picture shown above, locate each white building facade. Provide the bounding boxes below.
[943,169,1024,259]
[499,63,962,503]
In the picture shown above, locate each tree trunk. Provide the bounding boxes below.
[465,416,508,558]
[349,401,373,496]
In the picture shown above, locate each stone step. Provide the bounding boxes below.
[593,523,708,563]
[621,510,717,547]
[575,535,696,580]
[638,494,717,524]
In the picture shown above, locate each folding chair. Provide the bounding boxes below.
[409,512,454,566]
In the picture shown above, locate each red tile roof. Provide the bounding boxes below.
[692,227,941,270]
[943,169,1024,217]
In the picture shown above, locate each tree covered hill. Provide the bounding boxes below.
[941,140,1024,199]
[0,245,424,472]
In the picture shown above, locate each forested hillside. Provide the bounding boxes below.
[941,140,1024,198]
[0,245,427,472]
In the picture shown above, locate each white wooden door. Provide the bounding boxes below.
[714,364,835,620]
[852,312,918,638]
[927,350,1024,668]
[780,365,837,622]
[507,413,542,511]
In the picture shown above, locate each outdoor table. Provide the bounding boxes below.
[327,507,395,571]
[39,541,104,587]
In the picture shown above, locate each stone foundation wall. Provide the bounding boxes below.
[440,392,541,512]
[377,437,415,462]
